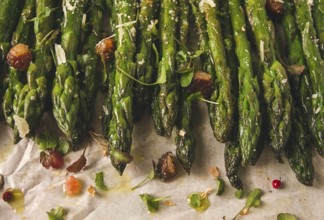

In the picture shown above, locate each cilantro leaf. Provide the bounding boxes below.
[47,206,65,220]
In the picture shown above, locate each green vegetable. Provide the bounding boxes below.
[47,206,65,220]
[313,0,324,58]
[132,0,158,121]
[225,140,243,190]
[293,0,324,157]
[105,0,138,175]
[201,0,235,143]
[95,172,108,191]
[52,0,86,148]
[233,188,262,220]
[151,0,179,136]
[228,0,262,165]
[140,194,171,213]
[72,0,105,148]
[277,213,299,220]
[245,0,292,160]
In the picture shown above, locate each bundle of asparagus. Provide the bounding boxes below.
[0,0,323,186]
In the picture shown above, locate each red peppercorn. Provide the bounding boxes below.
[2,191,13,202]
[272,179,281,189]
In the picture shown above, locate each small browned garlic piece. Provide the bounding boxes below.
[95,38,115,62]
[6,43,32,71]
[187,71,214,98]
[266,0,284,17]
[155,152,176,181]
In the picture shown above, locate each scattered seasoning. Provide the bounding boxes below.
[2,188,25,214]
[272,179,282,189]
[87,185,96,197]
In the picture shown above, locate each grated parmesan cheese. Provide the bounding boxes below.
[260,40,265,62]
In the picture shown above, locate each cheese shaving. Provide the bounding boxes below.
[55,44,66,65]
[199,0,216,12]
[13,115,30,138]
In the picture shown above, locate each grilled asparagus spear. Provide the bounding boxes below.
[229,0,262,166]
[313,0,324,58]
[245,0,292,160]
[72,0,105,148]
[200,0,235,143]
[133,0,158,122]
[293,0,324,157]
[151,0,179,136]
[52,0,86,146]
[174,0,195,174]
[107,0,138,174]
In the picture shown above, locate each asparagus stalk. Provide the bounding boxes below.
[52,0,86,146]
[151,0,179,136]
[133,0,158,122]
[245,0,292,160]
[313,0,324,58]
[285,108,314,186]
[228,0,262,166]
[200,0,235,143]
[0,0,24,120]
[174,0,195,174]
[225,139,243,190]
[0,0,23,57]
[107,0,138,174]
[293,0,324,156]
[72,0,105,148]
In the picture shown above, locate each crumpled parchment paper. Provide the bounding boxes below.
[0,103,324,220]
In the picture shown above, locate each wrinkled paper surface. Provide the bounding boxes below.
[1,103,324,219]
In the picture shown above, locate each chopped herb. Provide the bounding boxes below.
[139,194,171,213]
[47,206,65,220]
[235,189,245,199]
[215,178,225,196]
[95,172,108,191]
[277,213,299,220]
[233,188,262,219]
[187,188,213,212]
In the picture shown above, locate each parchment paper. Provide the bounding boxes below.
[1,103,324,220]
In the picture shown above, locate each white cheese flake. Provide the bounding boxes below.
[281,79,288,84]
[260,40,265,62]
[199,0,216,12]
[55,44,66,65]
[179,130,186,137]
[312,94,318,99]
[315,107,321,114]
[13,115,30,138]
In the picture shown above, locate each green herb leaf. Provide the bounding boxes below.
[187,192,211,212]
[47,206,65,220]
[131,169,156,190]
[235,189,245,199]
[190,49,204,59]
[95,172,108,191]
[233,188,263,220]
[110,148,134,165]
[57,139,71,155]
[139,194,171,213]
[36,130,58,151]
[215,178,225,196]
[277,213,299,220]
[246,188,262,207]
[179,69,194,87]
